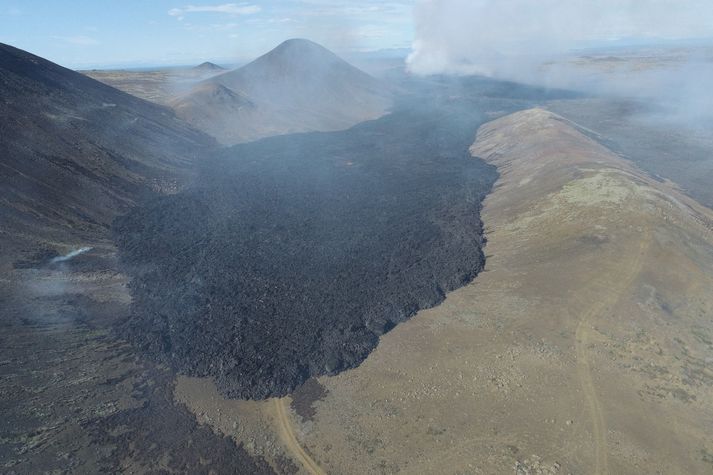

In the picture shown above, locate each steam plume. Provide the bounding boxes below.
[407,0,713,124]
[50,247,92,263]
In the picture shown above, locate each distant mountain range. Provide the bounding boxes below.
[171,39,393,144]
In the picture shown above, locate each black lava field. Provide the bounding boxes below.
[114,83,567,399]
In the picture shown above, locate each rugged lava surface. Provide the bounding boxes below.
[114,105,498,399]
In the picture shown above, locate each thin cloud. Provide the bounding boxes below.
[356,25,389,40]
[169,3,261,21]
[182,22,240,32]
[296,1,412,18]
[53,35,99,46]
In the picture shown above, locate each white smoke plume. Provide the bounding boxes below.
[406,0,713,125]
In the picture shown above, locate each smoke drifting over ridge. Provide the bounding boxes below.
[407,0,713,76]
[407,0,713,125]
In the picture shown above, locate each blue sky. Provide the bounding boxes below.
[0,1,415,68]
[2,1,710,71]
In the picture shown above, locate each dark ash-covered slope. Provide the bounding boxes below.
[114,103,498,399]
[0,42,215,254]
[172,38,392,144]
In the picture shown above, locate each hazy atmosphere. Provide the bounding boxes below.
[2,1,713,474]
[0,1,415,68]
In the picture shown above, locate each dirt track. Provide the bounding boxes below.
[574,237,651,474]
[273,398,326,475]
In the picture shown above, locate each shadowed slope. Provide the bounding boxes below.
[0,43,215,260]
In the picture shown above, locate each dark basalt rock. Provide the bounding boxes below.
[114,103,499,399]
